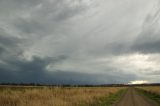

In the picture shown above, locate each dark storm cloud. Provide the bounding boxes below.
[47,70,136,85]
[0,0,160,84]
[0,56,137,84]
[0,56,65,83]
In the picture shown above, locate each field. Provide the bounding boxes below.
[137,86,160,105]
[0,86,125,106]
[137,86,160,94]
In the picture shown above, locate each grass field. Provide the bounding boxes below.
[138,86,160,94]
[137,86,160,105]
[0,86,125,106]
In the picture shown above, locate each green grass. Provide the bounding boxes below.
[93,89,126,106]
[137,88,160,106]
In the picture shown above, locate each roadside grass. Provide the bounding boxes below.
[92,89,127,106]
[136,88,160,106]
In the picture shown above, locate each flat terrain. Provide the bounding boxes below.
[113,87,157,106]
[0,86,124,106]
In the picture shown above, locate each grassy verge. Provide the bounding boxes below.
[92,89,127,106]
[136,88,160,106]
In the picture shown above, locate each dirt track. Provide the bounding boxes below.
[113,87,157,106]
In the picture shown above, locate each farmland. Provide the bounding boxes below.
[0,86,125,106]
[137,86,160,94]
[137,86,160,105]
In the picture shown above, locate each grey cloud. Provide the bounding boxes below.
[131,3,160,54]
[149,71,160,76]
[0,55,137,84]
[0,56,63,83]
[132,39,160,54]
[0,33,20,47]
[0,0,160,84]
[0,46,6,55]
[12,18,45,35]
[0,0,42,19]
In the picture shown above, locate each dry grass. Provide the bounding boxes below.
[137,86,160,104]
[138,86,160,95]
[0,86,124,106]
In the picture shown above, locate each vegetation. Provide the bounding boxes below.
[137,86,160,105]
[0,86,125,106]
[94,89,126,106]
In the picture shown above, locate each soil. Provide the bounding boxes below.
[113,87,157,106]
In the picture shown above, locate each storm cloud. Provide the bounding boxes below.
[0,0,160,84]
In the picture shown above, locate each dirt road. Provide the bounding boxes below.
[113,87,157,106]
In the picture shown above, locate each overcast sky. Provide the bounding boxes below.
[0,0,160,84]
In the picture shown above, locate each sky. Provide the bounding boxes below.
[0,0,160,84]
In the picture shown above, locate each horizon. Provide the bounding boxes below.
[0,0,160,84]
